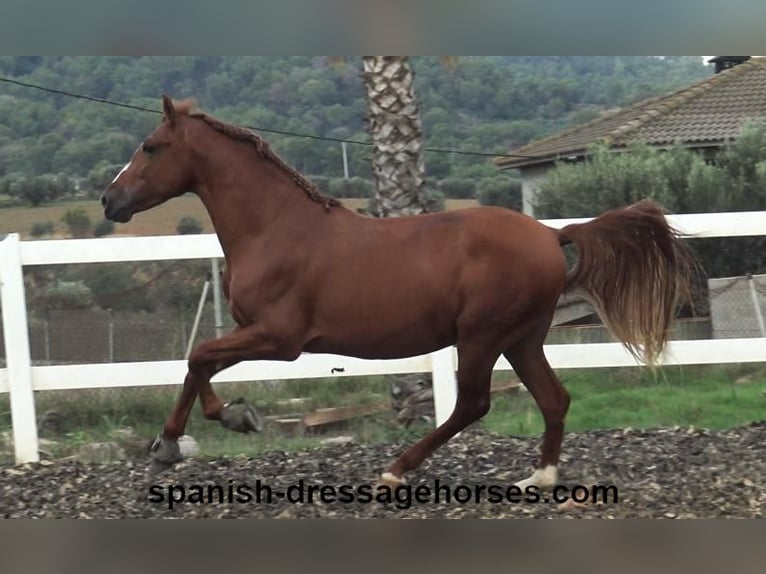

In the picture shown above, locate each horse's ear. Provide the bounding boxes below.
[162,94,176,127]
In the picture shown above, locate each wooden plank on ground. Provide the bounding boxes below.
[491,380,521,394]
[268,381,521,434]
[301,402,390,428]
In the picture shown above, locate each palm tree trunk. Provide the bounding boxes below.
[361,56,437,217]
[360,56,441,422]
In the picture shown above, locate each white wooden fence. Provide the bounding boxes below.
[2,211,766,464]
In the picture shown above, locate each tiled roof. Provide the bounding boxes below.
[496,57,766,169]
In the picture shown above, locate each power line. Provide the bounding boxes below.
[0,76,534,159]
[0,77,162,115]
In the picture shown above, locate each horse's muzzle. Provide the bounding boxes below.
[101,191,133,223]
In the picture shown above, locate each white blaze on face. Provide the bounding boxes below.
[111,161,132,184]
[111,145,141,185]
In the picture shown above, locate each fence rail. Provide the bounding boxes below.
[2,210,766,464]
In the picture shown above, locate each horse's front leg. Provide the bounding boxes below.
[149,324,300,475]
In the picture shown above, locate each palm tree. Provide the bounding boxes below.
[355,56,449,419]
[360,56,443,217]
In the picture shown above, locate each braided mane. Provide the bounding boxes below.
[172,99,340,210]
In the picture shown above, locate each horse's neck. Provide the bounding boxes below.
[193,155,328,260]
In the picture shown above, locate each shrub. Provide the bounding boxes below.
[176,216,203,235]
[37,280,94,310]
[309,175,333,195]
[424,187,446,213]
[61,208,92,238]
[93,219,115,238]
[477,177,522,210]
[328,177,374,198]
[30,221,55,237]
[65,263,155,312]
[438,178,477,199]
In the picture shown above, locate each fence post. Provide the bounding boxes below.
[0,234,39,464]
[186,276,211,359]
[211,258,224,339]
[431,346,457,427]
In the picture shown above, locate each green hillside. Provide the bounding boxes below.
[0,56,710,193]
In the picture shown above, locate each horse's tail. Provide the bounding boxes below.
[557,200,697,367]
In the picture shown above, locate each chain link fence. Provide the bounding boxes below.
[19,310,225,364]
[708,274,766,338]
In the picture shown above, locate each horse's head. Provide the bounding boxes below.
[102,95,196,223]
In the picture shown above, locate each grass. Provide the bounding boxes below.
[0,197,480,239]
[2,364,764,464]
[481,364,766,437]
[0,375,401,461]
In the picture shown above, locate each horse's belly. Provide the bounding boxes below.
[305,301,456,359]
[304,335,451,360]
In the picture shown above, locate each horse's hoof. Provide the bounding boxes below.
[146,434,183,477]
[147,458,177,477]
[514,465,558,490]
[376,472,406,489]
[220,398,264,433]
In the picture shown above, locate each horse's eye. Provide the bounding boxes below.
[142,142,156,155]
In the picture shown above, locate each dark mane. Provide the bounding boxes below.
[173,99,341,210]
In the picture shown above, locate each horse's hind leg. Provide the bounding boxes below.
[382,343,497,484]
[504,340,570,489]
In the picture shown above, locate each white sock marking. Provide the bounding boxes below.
[514,465,558,490]
[379,472,405,486]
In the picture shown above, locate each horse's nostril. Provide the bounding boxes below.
[100,194,107,207]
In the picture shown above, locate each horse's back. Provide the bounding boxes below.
[339,205,566,313]
[339,205,565,283]
[424,206,565,275]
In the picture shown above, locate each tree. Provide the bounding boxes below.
[361,56,440,217]
[536,134,766,218]
[534,129,766,313]
[86,162,125,198]
[0,57,710,185]
[2,173,74,206]
[354,56,451,418]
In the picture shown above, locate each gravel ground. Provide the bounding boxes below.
[1,423,764,518]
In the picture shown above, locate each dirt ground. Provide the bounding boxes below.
[1,423,763,518]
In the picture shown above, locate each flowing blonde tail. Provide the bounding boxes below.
[558,200,697,366]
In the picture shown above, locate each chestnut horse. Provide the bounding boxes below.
[102,96,695,487]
